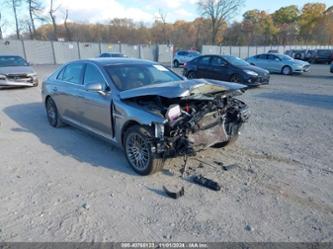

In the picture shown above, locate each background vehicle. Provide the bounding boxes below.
[285,49,307,60]
[0,55,38,88]
[308,49,333,64]
[99,52,127,58]
[173,50,200,68]
[268,50,278,53]
[42,58,249,175]
[246,53,311,75]
[183,55,270,86]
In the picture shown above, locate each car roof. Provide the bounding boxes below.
[70,58,156,66]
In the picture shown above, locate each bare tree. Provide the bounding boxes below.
[198,0,244,44]
[49,0,60,40]
[6,0,22,39]
[156,9,168,43]
[27,0,44,38]
[64,9,72,41]
[0,11,4,39]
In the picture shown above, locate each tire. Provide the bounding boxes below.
[46,97,64,128]
[124,125,164,175]
[229,74,242,83]
[281,66,292,75]
[295,53,301,60]
[173,60,179,68]
[187,71,197,79]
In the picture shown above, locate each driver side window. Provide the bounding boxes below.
[84,64,106,86]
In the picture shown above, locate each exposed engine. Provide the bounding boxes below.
[128,91,249,158]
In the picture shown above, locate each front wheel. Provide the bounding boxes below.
[124,125,164,175]
[281,66,292,75]
[46,97,64,128]
[230,74,242,83]
[187,71,197,79]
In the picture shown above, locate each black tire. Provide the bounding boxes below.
[295,53,301,60]
[187,71,197,79]
[46,97,64,128]
[173,60,179,68]
[229,74,242,83]
[124,125,164,175]
[281,66,292,75]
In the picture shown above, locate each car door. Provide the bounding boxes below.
[210,56,229,81]
[267,54,283,72]
[54,62,85,122]
[76,63,113,139]
[196,56,213,78]
[254,54,268,69]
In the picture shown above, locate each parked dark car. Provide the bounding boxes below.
[183,55,270,86]
[42,58,249,175]
[0,54,38,88]
[308,49,333,64]
[99,52,127,58]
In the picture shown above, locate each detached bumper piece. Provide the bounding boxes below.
[192,175,221,191]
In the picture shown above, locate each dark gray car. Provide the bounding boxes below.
[42,58,249,175]
[0,55,38,88]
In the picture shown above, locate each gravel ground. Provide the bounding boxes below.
[0,64,332,242]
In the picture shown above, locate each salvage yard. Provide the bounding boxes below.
[0,64,332,241]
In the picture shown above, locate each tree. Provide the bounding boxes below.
[27,0,44,38]
[49,0,59,40]
[272,5,299,25]
[6,0,22,39]
[198,0,244,44]
[0,11,5,39]
[299,3,326,42]
[63,9,71,41]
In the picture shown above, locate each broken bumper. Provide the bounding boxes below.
[0,79,38,89]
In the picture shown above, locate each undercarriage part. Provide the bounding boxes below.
[192,175,221,191]
[163,185,185,199]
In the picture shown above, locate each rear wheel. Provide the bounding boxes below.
[281,66,292,75]
[124,125,164,175]
[230,74,242,83]
[173,60,179,68]
[46,97,64,128]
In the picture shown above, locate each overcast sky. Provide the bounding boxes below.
[1,0,333,36]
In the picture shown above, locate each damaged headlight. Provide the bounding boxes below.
[154,123,165,138]
[244,70,258,76]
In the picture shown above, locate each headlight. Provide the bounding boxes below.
[154,123,165,138]
[244,70,258,76]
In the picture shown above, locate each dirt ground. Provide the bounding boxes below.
[0,64,332,242]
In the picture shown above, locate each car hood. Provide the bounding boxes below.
[119,79,246,100]
[0,66,35,75]
[237,64,269,75]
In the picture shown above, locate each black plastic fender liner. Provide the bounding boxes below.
[192,175,221,191]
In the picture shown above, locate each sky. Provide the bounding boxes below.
[1,0,333,36]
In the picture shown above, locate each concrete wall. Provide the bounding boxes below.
[1,39,332,65]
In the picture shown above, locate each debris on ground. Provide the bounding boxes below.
[192,175,221,191]
[163,185,185,199]
[245,224,254,232]
[82,203,90,210]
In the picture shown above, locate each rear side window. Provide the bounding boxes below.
[211,56,224,65]
[84,64,106,85]
[198,56,211,65]
[62,63,84,84]
[257,54,267,59]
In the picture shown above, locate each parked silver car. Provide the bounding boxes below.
[42,58,249,175]
[0,55,38,88]
[173,50,200,68]
[246,53,311,75]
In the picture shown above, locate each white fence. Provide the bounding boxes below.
[0,39,174,64]
[202,45,333,58]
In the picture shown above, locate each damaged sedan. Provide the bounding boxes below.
[42,58,249,175]
[0,55,38,88]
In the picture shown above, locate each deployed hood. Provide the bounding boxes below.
[119,79,246,100]
[0,66,35,75]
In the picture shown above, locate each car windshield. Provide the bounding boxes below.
[223,55,249,66]
[0,56,29,67]
[104,64,182,91]
[277,54,293,61]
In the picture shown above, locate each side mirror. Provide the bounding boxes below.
[86,82,107,95]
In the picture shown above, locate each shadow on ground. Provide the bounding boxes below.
[4,102,136,176]
[257,92,333,110]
